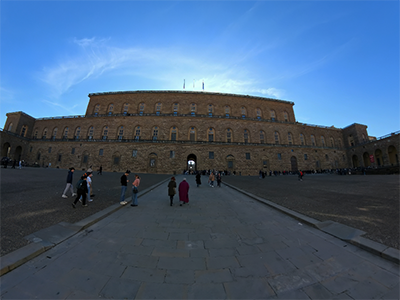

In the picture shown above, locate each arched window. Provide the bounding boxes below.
[189,127,196,141]
[118,126,124,140]
[93,104,100,116]
[75,127,81,140]
[88,126,94,140]
[260,130,265,144]
[152,126,159,140]
[283,111,289,122]
[271,110,276,121]
[208,128,214,142]
[173,103,179,115]
[42,128,48,139]
[102,126,108,140]
[288,132,293,145]
[256,108,262,119]
[123,103,129,115]
[134,126,141,140]
[330,137,335,147]
[321,136,325,147]
[244,129,249,143]
[20,125,27,137]
[226,128,232,143]
[300,134,305,145]
[108,104,114,115]
[170,127,177,141]
[63,127,68,139]
[225,105,230,117]
[208,104,213,116]
[338,139,342,148]
[7,123,13,131]
[156,102,162,115]
[52,128,58,140]
[241,107,247,118]
[311,135,316,146]
[139,103,145,115]
[190,103,196,115]
[274,131,280,144]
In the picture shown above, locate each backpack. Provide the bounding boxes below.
[76,179,85,191]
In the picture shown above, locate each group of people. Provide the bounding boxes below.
[168,177,189,206]
[62,167,95,208]
[120,170,140,206]
[61,167,209,209]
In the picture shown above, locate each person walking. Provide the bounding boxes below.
[195,173,201,187]
[131,174,140,206]
[209,172,215,187]
[86,172,93,202]
[179,178,190,206]
[120,170,130,205]
[72,175,88,208]
[62,167,76,198]
[168,177,177,206]
[217,172,222,187]
[98,165,103,175]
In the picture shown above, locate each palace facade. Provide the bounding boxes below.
[1,90,399,174]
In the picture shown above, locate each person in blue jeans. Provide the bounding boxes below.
[120,170,130,205]
[131,174,140,206]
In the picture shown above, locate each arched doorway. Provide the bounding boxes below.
[187,154,197,172]
[290,156,298,172]
[2,142,11,158]
[352,155,359,168]
[363,152,371,167]
[375,149,383,166]
[388,146,398,165]
[148,152,158,173]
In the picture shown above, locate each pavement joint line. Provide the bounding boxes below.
[222,181,400,265]
[0,177,171,277]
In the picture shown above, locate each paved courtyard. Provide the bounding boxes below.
[0,173,399,299]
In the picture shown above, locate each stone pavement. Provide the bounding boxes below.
[0,175,399,299]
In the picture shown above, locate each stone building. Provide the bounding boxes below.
[1,90,398,174]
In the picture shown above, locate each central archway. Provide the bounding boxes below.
[187,154,197,172]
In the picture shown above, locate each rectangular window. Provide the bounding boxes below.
[278,153,282,160]
[48,147,52,153]
[228,161,233,168]
[170,150,175,158]
[190,133,195,141]
[171,133,176,141]
[209,152,214,159]
[83,155,88,163]
[245,153,251,160]
[99,149,103,156]
[208,134,214,142]
[58,154,62,162]
[30,147,33,153]
[132,150,137,158]
[304,154,308,160]
[114,157,120,164]
[71,148,75,154]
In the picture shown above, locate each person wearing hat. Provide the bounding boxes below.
[120,170,130,205]
[62,167,76,198]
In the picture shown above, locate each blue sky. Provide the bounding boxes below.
[1,1,399,138]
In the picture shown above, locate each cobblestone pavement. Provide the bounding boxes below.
[0,167,171,256]
[1,175,399,299]
[223,173,399,250]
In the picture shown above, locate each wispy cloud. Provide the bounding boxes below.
[39,37,284,100]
